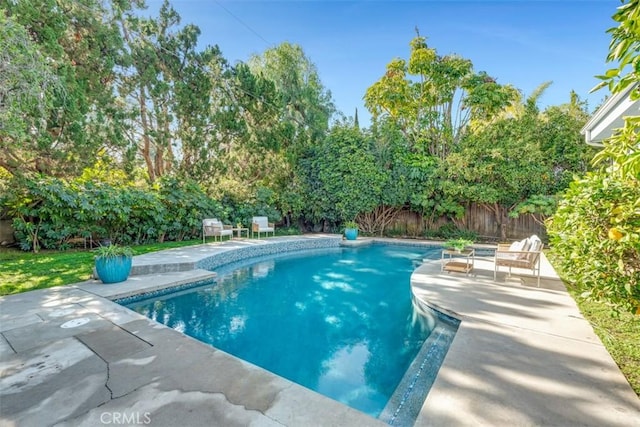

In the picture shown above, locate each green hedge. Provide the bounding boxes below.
[2,176,224,251]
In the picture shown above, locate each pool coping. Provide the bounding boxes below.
[1,235,639,426]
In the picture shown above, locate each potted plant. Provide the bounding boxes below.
[94,244,133,284]
[344,220,359,241]
[444,238,474,253]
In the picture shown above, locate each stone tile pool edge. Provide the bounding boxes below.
[109,236,462,425]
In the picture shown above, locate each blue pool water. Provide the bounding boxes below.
[126,244,444,418]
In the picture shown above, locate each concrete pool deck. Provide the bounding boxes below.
[1,236,639,426]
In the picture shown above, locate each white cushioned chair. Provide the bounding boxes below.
[251,216,275,238]
[494,234,543,286]
[202,218,233,243]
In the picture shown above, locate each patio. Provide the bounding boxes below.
[1,236,639,426]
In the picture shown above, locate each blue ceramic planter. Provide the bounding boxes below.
[95,256,132,284]
[344,228,358,240]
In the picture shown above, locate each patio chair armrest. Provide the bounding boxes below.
[497,249,541,255]
[496,243,513,251]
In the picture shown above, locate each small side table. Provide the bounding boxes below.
[441,248,475,275]
[232,227,249,238]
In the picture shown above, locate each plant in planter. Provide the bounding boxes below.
[444,238,474,253]
[344,220,359,241]
[94,244,133,284]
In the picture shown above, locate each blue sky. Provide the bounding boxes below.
[147,0,619,126]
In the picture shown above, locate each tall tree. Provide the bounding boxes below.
[0,12,60,175]
[213,63,293,199]
[116,0,223,182]
[537,92,594,191]
[299,122,385,230]
[1,0,127,176]
[247,42,335,223]
[248,42,335,151]
[443,116,551,240]
[364,34,517,160]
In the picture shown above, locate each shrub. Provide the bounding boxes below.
[93,244,133,259]
[444,238,474,251]
[547,172,639,313]
[3,175,225,251]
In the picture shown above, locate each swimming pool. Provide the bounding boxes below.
[125,243,458,422]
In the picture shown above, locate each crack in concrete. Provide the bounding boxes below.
[104,360,114,399]
[1,331,18,354]
[114,326,155,348]
[75,299,160,353]
[72,336,114,399]
[109,382,149,400]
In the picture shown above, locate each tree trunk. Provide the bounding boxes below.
[139,86,155,182]
[499,209,509,241]
[481,202,509,241]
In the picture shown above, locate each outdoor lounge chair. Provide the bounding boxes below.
[202,218,233,243]
[494,234,542,286]
[251,216,275,238]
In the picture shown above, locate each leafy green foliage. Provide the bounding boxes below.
[116,0,228,182]
[248,42,335,146]
[3,0,127,176]
[344,221,358,229]
[302,123,386,225]
[364,35,517,159]
[0,12,60,173]
[0,2,599,248]
[593,116,640,180]
[444,238,474,251]
[439,88,593,239]
[591,0,639,182]
[593,0,640,97]
[547,173,640,313]
[511,195,558,226]
[538,95,595,190]
[93,244,133,259]
[443,118,550,207]
[2,174,222,251]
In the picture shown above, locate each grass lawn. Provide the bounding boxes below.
[2,237,638,398]
[0,227,302,295]
[0,239,202,296]
[570,296,640,396]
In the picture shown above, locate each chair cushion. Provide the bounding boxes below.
[509,240,525,251]
[527,236,542,261]
[518,238,532,259]
[252,217,269,228]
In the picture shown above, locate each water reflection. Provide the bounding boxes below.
[128,245,440,417]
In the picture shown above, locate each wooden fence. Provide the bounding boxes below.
[0,220,15,246]
[388,204,547,242]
